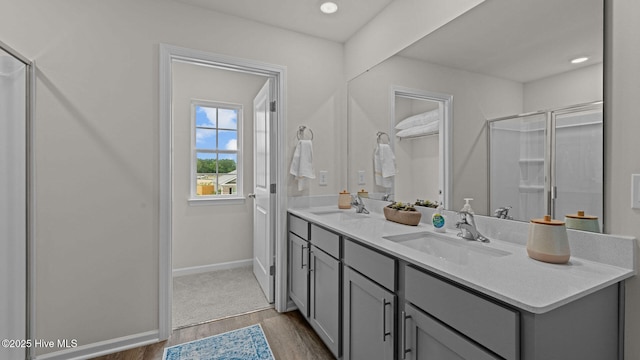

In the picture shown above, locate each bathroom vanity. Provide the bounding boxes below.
[287,201,635,360]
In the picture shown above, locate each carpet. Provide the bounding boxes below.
[163,324,275,360]
[173,266,271,329]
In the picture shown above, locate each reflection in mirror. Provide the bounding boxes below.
[347,0,603,219]
[489,102,603,232]
[391,87,452,208]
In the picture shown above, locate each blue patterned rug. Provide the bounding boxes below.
[163,324,275,360]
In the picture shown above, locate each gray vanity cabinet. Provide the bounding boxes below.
[289,232,309,317]
[288,216,342,358]
[309,244,341,358]
[343,238,397,360]
[405,265,519,360]
[343,266,395,360]
[401,304,500,360]
[288,212,623,360]
[288,214,309,317]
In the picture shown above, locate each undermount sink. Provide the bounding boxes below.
[383,231,510,264]
[310,209,370,220]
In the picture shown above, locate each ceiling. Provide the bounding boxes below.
[175,0,396,43]
[398,0,603,83]
[175,0,603,83]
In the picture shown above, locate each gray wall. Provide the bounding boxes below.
[524,63,603,112]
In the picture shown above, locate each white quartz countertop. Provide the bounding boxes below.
[288,205,635,314]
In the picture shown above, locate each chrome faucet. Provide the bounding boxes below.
[456,211,489,242]
[382,193,393,201]
[351,195,370,214]
[494,206,513,219]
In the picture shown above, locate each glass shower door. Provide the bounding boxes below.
[489,112,548,222]
[551,104,603,228]
[0,45,28,360]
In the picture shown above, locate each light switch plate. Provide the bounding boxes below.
[632,174,640,209]
[358,170,366,185]
[319,171,328,186]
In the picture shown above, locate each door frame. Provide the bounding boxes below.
[159,44,288,339]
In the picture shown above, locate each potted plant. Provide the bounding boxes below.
[415,199,439,208]
[383,201,422,226]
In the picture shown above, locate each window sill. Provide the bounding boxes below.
[188,196,246,206]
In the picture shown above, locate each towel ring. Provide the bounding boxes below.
[298,125,314,140]
[376,131,390,144]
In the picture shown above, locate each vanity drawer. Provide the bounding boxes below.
[310,224,340,259]
[405,265,519,360]
[289,214,309,240]
[343,238,396,291]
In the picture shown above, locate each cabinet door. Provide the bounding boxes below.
[343,266,395,360]
[401,304,500,360]
[309,245,341,358]
[289,232,309,317]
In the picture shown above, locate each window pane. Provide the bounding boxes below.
[196,152,217,174]
[218,130,238,151]
[217,153,237,174]
[196,174,216,196]
[196,105,216,128]
[218,174,237,194]
[218,108,238,130]
[196,128,216,149]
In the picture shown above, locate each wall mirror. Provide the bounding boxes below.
[346,0,603,223]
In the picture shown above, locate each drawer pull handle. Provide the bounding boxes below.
[301,245,307,269]
[382,299,391,341]
[402,311,411,359]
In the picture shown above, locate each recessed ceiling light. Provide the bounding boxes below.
[570,57,589,64]
[320,1,338,14]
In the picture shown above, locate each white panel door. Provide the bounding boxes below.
[252,79,274,303]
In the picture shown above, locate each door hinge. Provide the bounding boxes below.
[270,100,276,112]
[270,183,276,194]
[269,265,275,276]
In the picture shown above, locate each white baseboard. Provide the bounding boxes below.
[33,330,159,360]
[172,259,252,278]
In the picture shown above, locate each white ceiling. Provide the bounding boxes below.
[175,0,395,43]
[175,0,603,83]
[398,0,603,83]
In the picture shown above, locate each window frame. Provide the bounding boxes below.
[189,100,244,205]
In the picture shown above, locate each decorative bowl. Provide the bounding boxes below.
[383,206,422,226]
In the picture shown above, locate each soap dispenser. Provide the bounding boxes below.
[432,203,447,233]
[461,198,475,214]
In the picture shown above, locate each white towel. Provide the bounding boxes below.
[289,140,315,191]
[374,143,396,188]
[395,109,439,130]
[395,120,439,138]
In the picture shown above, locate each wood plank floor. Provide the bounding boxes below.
[91,308,335,360]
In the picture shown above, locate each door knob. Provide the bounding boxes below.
[248,193,256,198]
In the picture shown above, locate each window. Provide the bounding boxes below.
[191,101,243,202]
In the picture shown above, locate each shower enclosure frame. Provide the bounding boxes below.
[487,100,604,229]
[0,39,34,360]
